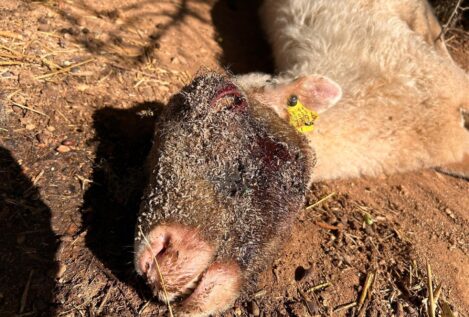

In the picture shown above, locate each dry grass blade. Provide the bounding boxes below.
[0,51,21,59]
[441,0,463,35]
[0,31,22,39]
[413,260,419,278]
[307,281,332,293]
[6,89,21,99]
[408,264,413,286]
[138,300,152,315]
[11,102,48,117]
[253,289,267,298]
[138,227,174,317]
[35,58,95,80]
[297,288,315,316]
[433,283,442,305]
[306,192,335,210]
[357,271,375,311]
[333,301,357,313]
[41,57,63,71]
[396,302,404,317]
[96,286,112,315]
[0,44,24,56]
[314,221,340,231]
[426,261,435,317]
[0,61,23,66]
[31,170,45,186]
[134,78,145,88]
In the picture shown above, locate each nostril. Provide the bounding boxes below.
[139,234,171,274]
[136,223,217,301]
[144,259,151,273]
[157,245,168,257]
[140,254,153,275]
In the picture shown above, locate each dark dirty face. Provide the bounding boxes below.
[134,73,314,316]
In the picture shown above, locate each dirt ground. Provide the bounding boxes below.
[0,0,468,316]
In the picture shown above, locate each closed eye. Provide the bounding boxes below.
[211,84,247,112]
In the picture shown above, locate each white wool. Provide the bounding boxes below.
[237,0,469,181]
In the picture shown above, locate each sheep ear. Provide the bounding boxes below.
[245,75,342,120]
[294,75,342,113]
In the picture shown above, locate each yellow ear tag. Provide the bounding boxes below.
[286,95,318,133]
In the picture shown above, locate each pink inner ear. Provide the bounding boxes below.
[298,76,342,111]
[245,75,342,120]
[310,79,341,100]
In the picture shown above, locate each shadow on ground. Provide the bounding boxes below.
[80,0,274,293]
[0,147,58,316]
[211,0,273,74]
[29,0,211,65]
[81,102,163,288]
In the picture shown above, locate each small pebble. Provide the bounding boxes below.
[12,105,23,113]
[178,55,188,65]
[248,301,260,316]
[342,254,353,266]
[36,133,50,144]
[66,223,79,235]
[304,299,320,315]
[444,208,456,220]
[2,71,14,77]
[37,24,50,32]
[56,145,71,153]
[58,38,66,48]
[364,225,374,235]
[25,123,36,130]
[38,16,48,24]
[288,302,308,316]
